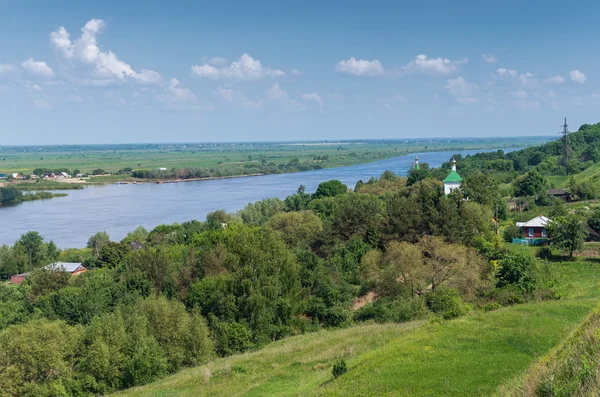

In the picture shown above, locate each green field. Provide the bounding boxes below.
[0,138,548,176]
[115,258,600,397]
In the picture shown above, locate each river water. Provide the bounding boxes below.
[0,149,511,248]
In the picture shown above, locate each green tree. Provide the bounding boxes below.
[266,210,323,247]
[513,169,548,197]
[461,172,499,206]
[329,193,384,240]
[15,231,46,269]
[548,213,589,257]
[314,180,347,198]
[496,253,538,292]
[87,231,111,257]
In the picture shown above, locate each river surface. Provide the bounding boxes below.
[0,149,512,248]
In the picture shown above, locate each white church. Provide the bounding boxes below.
[443,158,463,195]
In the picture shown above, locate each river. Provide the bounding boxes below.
[0,149,512,248]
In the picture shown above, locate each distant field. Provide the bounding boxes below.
[0,137,550,175]
[115,258,600,397]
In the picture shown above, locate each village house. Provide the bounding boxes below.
[11,173,22,180]
[0,173,7,180]
[10,262,87,285]
[547,188,570,201]
[514,215,551,245]
[43,172,56,179]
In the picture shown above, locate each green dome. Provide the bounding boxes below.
[443,170,462,183]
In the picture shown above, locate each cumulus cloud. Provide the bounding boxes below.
[50,19,162,84]
[482,54,497,64]
[266,83,287,101]
[445,77,478,97]
[204,56,228,66]
[21,58,55,79]
[166,78,196,102]
[336,58,384,76]
[301,92,324,108]
[569,70,586,84]
[290,69,302,76]
[214,86,234,102]
[519,72,537,86]
[191,53,285,81]
[403,54,466,75]
[496,68,517,77]
[545,75,565,84]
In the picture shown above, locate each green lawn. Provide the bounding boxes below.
[114,260,600,397]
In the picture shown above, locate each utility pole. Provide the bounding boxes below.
[560,117,571,174]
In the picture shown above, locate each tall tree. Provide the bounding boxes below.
[87,231,111,258]
[548,213,589,257]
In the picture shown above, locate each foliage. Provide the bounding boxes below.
[496,253,538,293]
[314,180,347,198]
[513,170,548,197]
[425,286,467,319]
[266,210,323,247]
[332,358,348,379]
[503,224,522,242]
[87,231,110,257]
[548,213,589,257]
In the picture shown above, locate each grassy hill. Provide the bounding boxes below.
[115,258,600,397]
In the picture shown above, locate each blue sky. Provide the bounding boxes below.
[0,0,599,144]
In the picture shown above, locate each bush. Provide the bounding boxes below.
[496,253,539,293]
[485,285,526,306]
[426,287,467,320]
[502,225,522,243]
[536,247,553,260]
[332,358,348,379]
[482,302,502,312]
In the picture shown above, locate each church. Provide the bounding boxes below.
[443,158,462,195]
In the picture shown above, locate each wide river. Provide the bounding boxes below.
[1,149,512,248]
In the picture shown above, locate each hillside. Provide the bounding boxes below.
[115,259,600,397]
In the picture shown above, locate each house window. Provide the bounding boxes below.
[542,228,546,237]
[528,228,534,237]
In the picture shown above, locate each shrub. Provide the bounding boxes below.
[536,247,553,260]
[426,287,467,320]
[482,302,502,312]
[502,225,522,243]
[496,253,539,293]
[332,358,348,379]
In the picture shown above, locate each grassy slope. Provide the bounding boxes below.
[115,259,600,397]
[547,161,600,189]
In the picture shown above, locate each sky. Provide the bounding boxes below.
[1,0,599,144]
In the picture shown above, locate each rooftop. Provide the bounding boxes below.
[516,215,551,228]
[443,170,462,183]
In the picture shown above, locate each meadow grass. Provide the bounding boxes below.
[114,260,600,397]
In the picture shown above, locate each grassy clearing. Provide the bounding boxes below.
[114,260,600,397]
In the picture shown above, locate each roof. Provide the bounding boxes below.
[516,215,551,228]
[547,189,569,195]
[443,170,463,183]
[44,262,84,273]
[414,163,420,170]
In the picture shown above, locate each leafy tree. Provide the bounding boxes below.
[314,180,347,198]
[122,226,149,244]
[267,210,323,247]
[502,224,522,243]
[26,266,71,300]
[15,231,46,269]
[496,253,538,292]
[548,213,589,257]
[97,242,129,268]
[87,231,111,257]
[513,169,548,197]
[406,164,431,186]
[329,193,384,240]
[237,198,285,226]
[461,172,499,206]
[0,319,83,396]
[284,185,312,211]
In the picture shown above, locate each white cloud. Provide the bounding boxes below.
[21,58,55,79]
[482,54,497,64]
[266,83,287,101]
[403,54,466,75]
[519,72,537,86]
[496,68,517,77]
[50,19,162,84]
[290,69,302,76]
[445,77,478,97]
[0,64,14,74]
[214,86,235,102]
[301,92,324,108]
[205,56,228,66]
[569,70,586,84]
[336,57,384,76]
[545,75,565,84]
[191,53,285,81]
[166,78,196,102]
